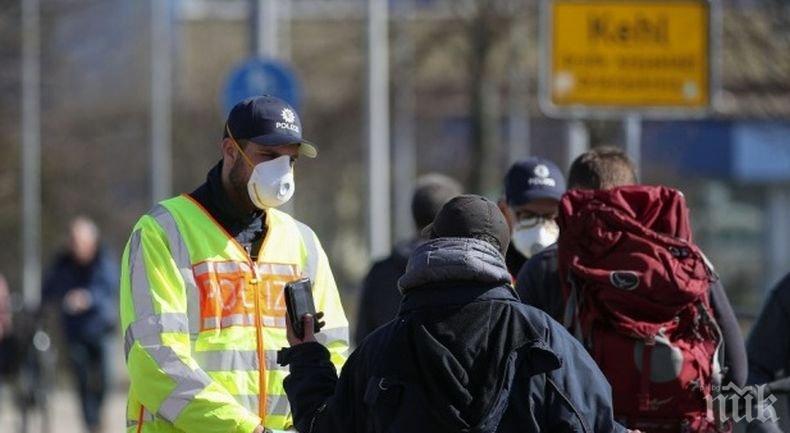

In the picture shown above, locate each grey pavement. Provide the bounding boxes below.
[0,385,127,433]
[0,336,129,433]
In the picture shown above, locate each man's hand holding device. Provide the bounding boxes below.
[284,277,325,346]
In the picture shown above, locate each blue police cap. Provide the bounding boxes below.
[504,157,566,206]
[224,95,317,158]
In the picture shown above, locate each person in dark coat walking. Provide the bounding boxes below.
[42,216,118,433]
[279,195,632,433]
[748,272,790,388]
[354,173,462,344]
[0,274,11,382]
[746,272,790,432]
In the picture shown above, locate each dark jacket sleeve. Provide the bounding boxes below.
[515,245,565,323]
[543,317,628,433]
[355,255,406,346]
[280,342,367,433]
[355,262,386,345]
[41,257,64,303]
[747,274,790,385]
[89,252,119,331]
[709,280,747,387]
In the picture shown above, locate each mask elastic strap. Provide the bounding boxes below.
[225,123,255,168]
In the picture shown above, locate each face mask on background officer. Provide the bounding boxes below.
[501,158,566,259]
[510,200,560,257]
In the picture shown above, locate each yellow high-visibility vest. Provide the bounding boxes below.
[120,194,349,433]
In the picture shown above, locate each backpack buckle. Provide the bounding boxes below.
[668,246,689,258]
[364,376,403,407]
[638,393,652,411]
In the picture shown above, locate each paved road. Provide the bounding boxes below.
[0,385,127,433]
[0,336,129,433]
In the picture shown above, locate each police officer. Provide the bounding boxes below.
[498,157,566,277]
[120,96,350,433]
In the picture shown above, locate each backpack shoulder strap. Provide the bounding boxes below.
[562,273,585,342]
[360,320,417,433]
[363,321,405,405]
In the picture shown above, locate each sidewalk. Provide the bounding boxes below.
[0,385,126,433]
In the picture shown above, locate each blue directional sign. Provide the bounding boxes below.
[223,58,301,115]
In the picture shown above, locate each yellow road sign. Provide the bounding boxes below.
[542,0,713,114]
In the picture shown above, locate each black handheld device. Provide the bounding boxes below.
[284,278,320,339]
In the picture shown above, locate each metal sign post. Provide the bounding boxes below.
[625,114,643,179]
[252,0,278,58]
[566,120,589,169]
[151,0,174,204]
[392,0,417,242]
[21,0,41,309]
[507,7,531,164]
[367,0,391,259]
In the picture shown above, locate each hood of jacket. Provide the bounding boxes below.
[390,238,560,433]
[398,238,512,295]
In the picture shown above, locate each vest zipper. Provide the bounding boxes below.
[136,405,145,433]
[250,271,268,422]
[249,230,271,424]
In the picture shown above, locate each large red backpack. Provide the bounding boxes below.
[558,185,726,433]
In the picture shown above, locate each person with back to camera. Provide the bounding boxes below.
[519,147,746,432]
[279,194,641,433]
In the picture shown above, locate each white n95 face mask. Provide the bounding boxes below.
[511,220,559,258]
[225,123,296,209]
[247,155,295,209]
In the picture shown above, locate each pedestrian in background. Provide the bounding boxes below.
[515,147,637,318]
[354,173,462,344]
[746,272,790,432]
[498,157,565,278]
[518,147,746,431]
[0,273,12,382]
[748,272,790,389]
[0,274,10,341]
[516,148,746,390]
[42,216,118,433]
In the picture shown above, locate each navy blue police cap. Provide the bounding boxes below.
[504,157,566,206]
[224,95,317,158]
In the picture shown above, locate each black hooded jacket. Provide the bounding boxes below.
[279,238,626,433]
